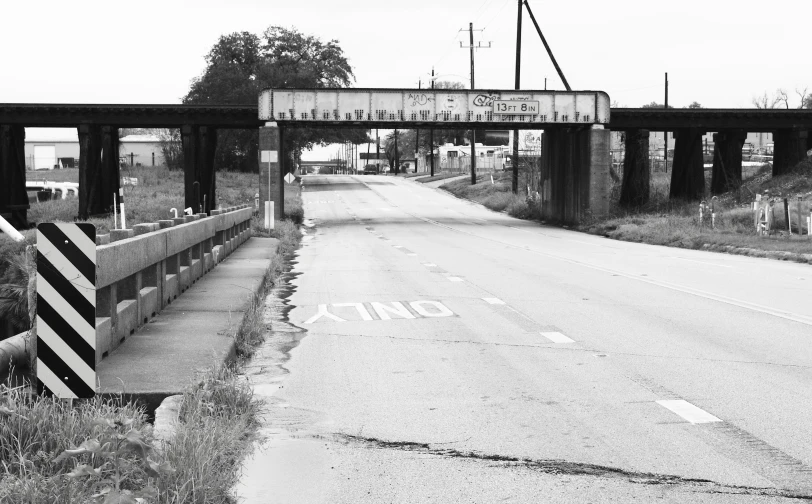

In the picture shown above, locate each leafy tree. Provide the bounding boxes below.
[686,101,703,109]
[185,27,370,172]
[640,102,673,109]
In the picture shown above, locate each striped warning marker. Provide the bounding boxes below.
[36,223,96,399]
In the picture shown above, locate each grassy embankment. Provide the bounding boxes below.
[441,162,812,262]
[1,167,303,502]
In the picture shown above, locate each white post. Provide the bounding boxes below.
[113,193,118,230]
[0,214,25,242]
[264,201,274,230]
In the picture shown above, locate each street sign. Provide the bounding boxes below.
[493,100,539,115]
[284,173,295,184]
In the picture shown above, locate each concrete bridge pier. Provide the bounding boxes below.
[258,122,284,221]
[182,125,218,214]
[0,125,29,228]
[772,128,808,177]
[618,129,650,207]
[669,128,705,200]
[539,125,610,224]
[710,130,746,195]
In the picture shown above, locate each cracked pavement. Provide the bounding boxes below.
[234,175,812,503]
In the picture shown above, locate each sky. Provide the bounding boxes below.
[2,0,809,110]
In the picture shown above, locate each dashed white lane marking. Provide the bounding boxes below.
[656,400,722,424]
[483,297,505,305]
[423,263,437,267]
[540,331,575,343]
[407,253,417,256]
[447,277,464,282]
[393,245,404,248]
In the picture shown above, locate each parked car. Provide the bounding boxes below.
[363,164,379,175]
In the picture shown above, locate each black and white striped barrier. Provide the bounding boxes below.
[36,223,96,399]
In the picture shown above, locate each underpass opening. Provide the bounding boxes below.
[257,87,612,225]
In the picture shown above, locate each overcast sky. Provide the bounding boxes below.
[2,0,808,109]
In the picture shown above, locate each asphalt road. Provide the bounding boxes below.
[236,174,812,503]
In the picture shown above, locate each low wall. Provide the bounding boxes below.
[94,205,253,363]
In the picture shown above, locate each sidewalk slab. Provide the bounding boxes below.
[97,237,279,415]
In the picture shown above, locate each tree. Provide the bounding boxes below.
[686,101,703,109]
[640,102,673,109]
[752,91,781,109]
[384,130,413,173]
[185,27,370,172]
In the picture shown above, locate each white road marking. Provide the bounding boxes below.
[371,302,415,320]
[304,304,346,324]
[406,253,417,256]
[447,277,463,282]
[333,302,373,321]
[656,400,722,424]
[482,297,505,305]
[410,301,454,317]
[393,245,404,248]
[423,263,437,267]
[540,331,575,343]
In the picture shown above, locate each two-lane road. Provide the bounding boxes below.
[237,174,812,503]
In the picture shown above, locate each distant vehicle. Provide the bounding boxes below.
[363,165,379,175]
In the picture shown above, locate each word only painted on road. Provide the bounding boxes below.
[304,300,454,324]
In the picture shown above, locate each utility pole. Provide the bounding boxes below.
[430,68,435,177]
[523,0,571,91]
[512,0,522,194]
[460,22,491,185]
[664,72,669,173]
[416,79,421,173]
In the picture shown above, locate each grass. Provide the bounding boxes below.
[582,160,812,261]
[440,162,812,262]
[23,166,263,234]
[0,362,258,503]
[251,184,304,238]
[442,171,539,220]
[1,205,301,502]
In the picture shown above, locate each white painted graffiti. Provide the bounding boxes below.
[303,300,455,323]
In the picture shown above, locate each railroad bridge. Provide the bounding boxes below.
[2,94,811,228]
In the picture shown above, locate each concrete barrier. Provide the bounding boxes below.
[94,205,253,363]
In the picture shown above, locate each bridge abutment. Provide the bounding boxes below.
[772,128,808,176]
[669,128,705,200]
[258,123,284,220]
[710,130,746,195]
[539,126,610,224]
[0,125,29,228]
[619,129,650,207]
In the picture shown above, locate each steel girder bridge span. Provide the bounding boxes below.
[258,87,613,225]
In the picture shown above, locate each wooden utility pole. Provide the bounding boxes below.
[430,68,435,177]
[512,0,522,194]
[664,72,669,173]
[470,22,476,185]
[460,23,490,185]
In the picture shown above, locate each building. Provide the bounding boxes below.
[23,128,166,170]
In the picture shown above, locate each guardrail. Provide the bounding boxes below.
[93,205,253,363]
[0,205,254,381]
